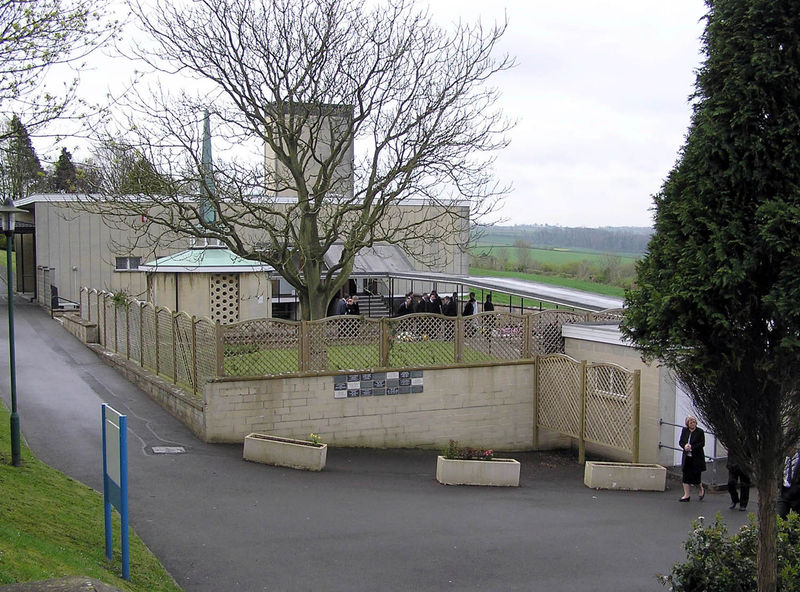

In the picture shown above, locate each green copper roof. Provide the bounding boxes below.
[140,248,273,274]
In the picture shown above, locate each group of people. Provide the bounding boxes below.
[396,291,494,317]
[677,414,800,517]
[334,295,360,316]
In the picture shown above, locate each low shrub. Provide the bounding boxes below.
[442,439,494,461]
[659,512,800,591]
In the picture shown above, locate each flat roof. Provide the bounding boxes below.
[140,248,274,274]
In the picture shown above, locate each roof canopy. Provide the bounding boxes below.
[140,247,274,274]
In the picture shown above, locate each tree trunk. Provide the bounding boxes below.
[756,475,778,592]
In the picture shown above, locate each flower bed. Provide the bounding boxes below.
[436,440,520,486]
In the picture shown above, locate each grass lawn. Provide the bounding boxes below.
[0,404,182,591]
[223,340,501,376]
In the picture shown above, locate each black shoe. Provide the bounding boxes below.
[679,497,690,502]
[729,502,738,510]
[699,490,705,501]
[739,506,747,512]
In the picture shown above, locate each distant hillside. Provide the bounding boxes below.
[474,224,652,255]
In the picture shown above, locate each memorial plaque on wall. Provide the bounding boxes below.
[334,370,423,398]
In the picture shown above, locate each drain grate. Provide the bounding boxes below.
[151,446,186,454]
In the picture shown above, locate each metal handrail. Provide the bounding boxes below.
[659,418,720,462]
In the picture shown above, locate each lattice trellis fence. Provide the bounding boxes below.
[537,354,582,439]
[223,318,302,376]
[77,288,636,444]
[584,363,640,459]
[304,316,383,372]
[174,312,194,391]
[140,304,157,371]
[387,314,457,367]
[528,310,585,356]
[536,354,641,462]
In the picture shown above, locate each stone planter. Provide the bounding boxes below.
[583,461,666,491]
[243,433,327,471]
[436,455,520,486]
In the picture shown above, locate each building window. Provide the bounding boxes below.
[115,256,141,271]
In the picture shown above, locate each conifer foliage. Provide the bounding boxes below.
[52,148,79,193]
[621,1,800,590]
[1,115,44,199]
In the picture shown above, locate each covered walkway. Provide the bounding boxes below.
[389,271,623,311]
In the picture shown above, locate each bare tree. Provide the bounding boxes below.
[87,0,512,320]
[0,0,119,138]
[513,239,532,272]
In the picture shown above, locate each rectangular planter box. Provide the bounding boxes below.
[583,461,666,491]
[243,433,327,471]
[436,455,520,486]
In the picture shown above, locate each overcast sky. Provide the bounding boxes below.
[427,0,709,228]
[46,0,709,229]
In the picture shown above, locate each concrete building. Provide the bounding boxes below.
[14,193,469,320]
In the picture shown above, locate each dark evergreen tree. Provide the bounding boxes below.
[3,115,45,198]
[120,154,170,195]
[621,1,800,590]
[51,147,78,192]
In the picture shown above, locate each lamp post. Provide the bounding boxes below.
[1,199,25,467]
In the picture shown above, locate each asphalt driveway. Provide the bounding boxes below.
[0,298,753,592]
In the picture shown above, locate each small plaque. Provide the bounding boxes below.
[361,373,373,381]
[387,387,399,395]
[399,378,411,387]
[360,388,373,397]
[347,389,360,398]
[411,370,423,378]
[347,374,361,382]
[334,389,347,399]
[399,371,411,379]
[373,380,385,388]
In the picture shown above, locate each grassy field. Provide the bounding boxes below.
[471,244,639,267]
[0,404,182,591]
[469,267,626,299]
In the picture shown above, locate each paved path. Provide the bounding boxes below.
[0,298,752,592]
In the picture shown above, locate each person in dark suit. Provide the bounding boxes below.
[483,294,494,312]
[778,449,800,519]
[678,415,706,502]
[396,296,412,316]
[442,295,457,317]
[429,291,442,315]
[346,296,360,315]
[726,452,751,511]
[462,292,477,316]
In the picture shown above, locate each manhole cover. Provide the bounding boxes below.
[151,446,186,454]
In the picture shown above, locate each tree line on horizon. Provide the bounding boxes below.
[477,224,652,255]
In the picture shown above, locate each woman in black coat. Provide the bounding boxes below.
[678,415,706,502]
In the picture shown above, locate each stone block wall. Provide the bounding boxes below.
[204,362,536,450]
